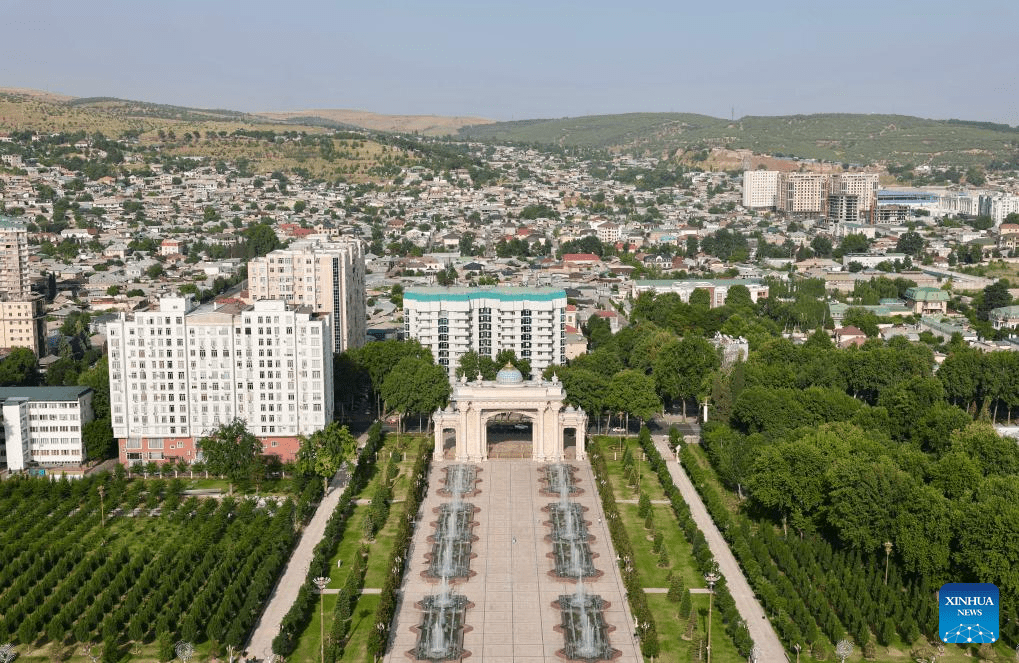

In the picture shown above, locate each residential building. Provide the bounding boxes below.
[997,224,1019,253]
[0,297,45,356]
[106,296,333,466]
[989,305,1019,330]
[830,173,879,214]
[594,222,621,244]
[742,170,780,209]
[248,237,366,353]
[778,173,827,214]
[1,386,94,470]
[904,286,950,316]
[632,279,770,308]
[0,217,30,299]
[827,193,860,225]
[403,287,567,379]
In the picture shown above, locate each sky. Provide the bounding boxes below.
[4,0,1017,125]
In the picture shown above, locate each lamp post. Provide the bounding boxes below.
[174,641,195,663]
[704,570,720,663]
[314,576,330,663]
[883,540,893,585]
[793,642,801,663]
[98,485,106,530]
[835,639,853,663]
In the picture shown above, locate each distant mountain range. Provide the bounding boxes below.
[458,112,1019,168]
[1,88,1016,167]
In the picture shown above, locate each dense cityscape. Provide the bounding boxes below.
[1,3,1018,659]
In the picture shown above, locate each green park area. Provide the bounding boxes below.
[591,435,747,663]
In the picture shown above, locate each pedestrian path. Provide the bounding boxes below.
[245,432,365,660]
[653,436,788,662]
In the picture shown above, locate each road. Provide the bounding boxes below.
[652,435,787,662]
[245,452,356,660]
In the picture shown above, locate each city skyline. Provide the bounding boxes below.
[3,0,1017,125]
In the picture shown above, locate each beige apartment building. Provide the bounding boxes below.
[778,172,827,214]
[0,297,45,356]
[248,237,366,353]
[0,218,30,299]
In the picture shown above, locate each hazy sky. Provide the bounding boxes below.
[4,0,1017,124]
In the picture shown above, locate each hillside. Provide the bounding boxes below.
[460,112,1019,168]
[256,109,493,136]
[0,89,416,182]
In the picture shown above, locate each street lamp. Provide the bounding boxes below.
[793,642,801,663]
[883,540,893,585]
[835,639,853,663]
[314,576,330,663]
[704,570,720,663]
[98,485,106,530]
[749,644,760,663]
[174,641,195,663]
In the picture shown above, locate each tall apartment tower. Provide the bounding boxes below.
[778,172,828,214]
[742,170,780,209]
[106,297,334,466]
[248,237,366,353]
[0,218,30,299]
[830,173,879,215]
[403,287,568,380]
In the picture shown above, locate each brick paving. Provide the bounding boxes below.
[385,460,642,663]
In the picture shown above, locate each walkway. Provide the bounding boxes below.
[245,436,362,660]
[652,436,787,662]
[385,460,642,663]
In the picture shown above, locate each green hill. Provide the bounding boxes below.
[460,112,1019,168]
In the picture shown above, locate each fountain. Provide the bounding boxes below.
[412,578,470,661]
[557,580,617,662]
[427,501,475,579]
[544,463,580,497]
[439,464,477,497]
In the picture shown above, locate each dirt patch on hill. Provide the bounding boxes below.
[257,109,494,136]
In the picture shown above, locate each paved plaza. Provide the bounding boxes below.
[385,460,642,663]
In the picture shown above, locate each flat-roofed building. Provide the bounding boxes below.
[0,297,45,356]
[106,296,333,466]
[404,287,567,379]
[1,386,94,470]
[248,236,366,352]
[0,217,30,299]
[742,170,780,209]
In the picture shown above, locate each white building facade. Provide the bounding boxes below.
[106,297,333,465]
[404,287,568,379]
[1,386,94,470]
[248,236,366,353]
[742,170,780,209]
[632,279,770,308]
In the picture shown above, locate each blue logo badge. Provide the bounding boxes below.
[939,583,998,643]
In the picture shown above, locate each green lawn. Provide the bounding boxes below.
[294,436,426,659]
[593,437,746,663]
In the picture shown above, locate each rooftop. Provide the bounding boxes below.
[0,386,93,402]
[405,286,566,302]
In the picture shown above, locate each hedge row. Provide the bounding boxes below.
[272,423,386,656]
[636,430,753,657]
[588,439,660,658]
[324,545,368,663]
[366,436,434,658]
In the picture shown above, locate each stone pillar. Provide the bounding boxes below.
[433,421,443,460]
[576,425,586,461]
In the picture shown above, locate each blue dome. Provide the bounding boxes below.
[495,362,523,384]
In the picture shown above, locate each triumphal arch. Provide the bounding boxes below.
[432,364,588,462]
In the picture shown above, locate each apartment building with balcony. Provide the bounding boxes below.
[248,236,366,353]
[403,287,568,379]
[106,296,333,465]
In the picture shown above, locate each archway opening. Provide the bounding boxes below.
[562,427,578,460]
[441,427,457,460]
[485,412,533,459]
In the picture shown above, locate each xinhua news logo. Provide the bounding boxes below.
[939,583,998,644]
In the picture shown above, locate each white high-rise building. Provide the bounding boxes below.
[0,218,30,299]
[1,386,95,470]
[106,297,333,466]
[403,287,568,379]
[742,170,780,209]
[248,237,366,353]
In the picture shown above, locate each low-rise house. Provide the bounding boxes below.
[989,305,1019,330]
[904,286,950,316]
